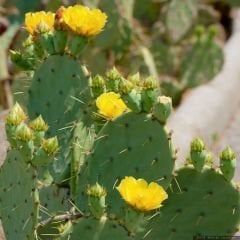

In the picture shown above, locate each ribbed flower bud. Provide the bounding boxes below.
[220,147,236,181]
[87,183,107,219]
[190,138,207,172]
[29,115,48,132]
[41,137,59,155]
[153,96,172,124]
[15,123,33,142]
[6,102,27,126]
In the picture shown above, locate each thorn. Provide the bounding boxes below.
[173,176,182,193]
[156,177,165,182]
[112,179,119,190]
[119,148,128,154]
[68,199,84,215]
[70,95,85,104]
[170,212,180,222]
[100,159,110,167]
[147,211,160,221]
[143,228,152,239]
[95,134,108,141]
[233,207,236,215]
[151,159,156,165]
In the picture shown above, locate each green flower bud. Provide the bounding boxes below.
[220,147,236,181]
[128,72,141,87]
[91,75,105,98]
[68,34,88,56]
[10,50,35,70]
[6,102,27,126]
[153,96,172,124]
[15,124,33,142]
[220,147,236,161]
[38,32,55,55]
[87,183,107,219]
[105,67,122,92]
[41,137,59,155]
[190,138,205,152]
[121,89,142,113]
[53,30,67,53]
[29,115,48,132]
[106,67,122,81]
[119,79,134,94]
[87,183,107,198]
[142,76,158,89]
[190,138,206,172]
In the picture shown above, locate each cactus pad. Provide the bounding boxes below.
[148,167,240,239]
[27,54,91,176]
[77,112,174,215]
[0,150,38,240]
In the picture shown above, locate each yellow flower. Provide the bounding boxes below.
[96,92,127,119]
[60,5,107,37]
[116,176,168,212]
[25,11,55,35]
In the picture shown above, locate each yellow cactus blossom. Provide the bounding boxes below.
[60,5,107,37]
[25,11,55,35]
[116,176,168,212]
[96,92,127,119]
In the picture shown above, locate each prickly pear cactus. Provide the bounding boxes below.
[1,3,240,240]
[148,166,240,239]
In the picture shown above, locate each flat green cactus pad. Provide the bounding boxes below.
[27,54,91,177]
[0,150,38,240]
[77,112,174,215]
[70,217,132,240]
[148,167,240,239]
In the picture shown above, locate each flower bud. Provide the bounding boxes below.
[41,137,59,155]
[105,67,122,92]
[15,123,34,160]
[87,183,107,219]
[29,115,48,146]
[119,79,134,94]
[91,75,105,98]
[142,76,158,90]
[15,123,33,142]
[68,34,88,56]
[29,115,48,132]
[38,31,55,54]
[6,103,27,127]
[191,138,205,152]
[141,76,159,112]
[190,138,206,172]
[220,147,236,181]
[153,96,172,124]
[53,30,67,53]
[10,50,35,70]
[128,72,141,87]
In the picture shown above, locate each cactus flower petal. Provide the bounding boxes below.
[116,176,168,211]
[25,11,55,35]
[60,5,107,37]
[96,92,127,119]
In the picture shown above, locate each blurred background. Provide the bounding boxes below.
[0,0,239,111]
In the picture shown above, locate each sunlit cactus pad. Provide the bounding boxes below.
[76,111,174,214]
[148,167,240,239]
